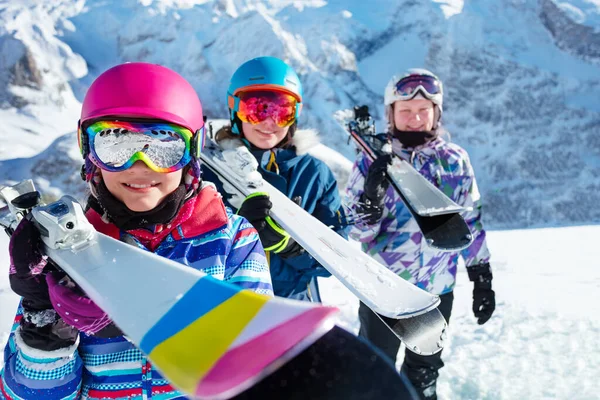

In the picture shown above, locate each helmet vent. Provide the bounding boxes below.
[249,76,265,81]
[285,79,298,87]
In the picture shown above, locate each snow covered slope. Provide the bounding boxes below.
[319,225,600,400]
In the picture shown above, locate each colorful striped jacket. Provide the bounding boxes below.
[1,184,273,399]
[345,137,491,295]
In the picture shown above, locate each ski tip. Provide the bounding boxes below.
[390,308,448,356]
[141,282,338,400]
[194,306,338,399]
[426,233,474,251]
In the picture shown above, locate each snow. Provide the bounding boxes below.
[553,0,600,29]
[432,0,465,19]
[319,225,600,399]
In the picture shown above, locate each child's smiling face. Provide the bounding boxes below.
[101,161,182,212]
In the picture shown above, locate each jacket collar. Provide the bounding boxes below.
[85,183,228,251]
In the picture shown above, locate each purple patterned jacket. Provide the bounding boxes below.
[345,137,491,295]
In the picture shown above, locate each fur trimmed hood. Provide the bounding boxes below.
[290,128,321,155]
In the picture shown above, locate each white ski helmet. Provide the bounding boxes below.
[384,68,444,130]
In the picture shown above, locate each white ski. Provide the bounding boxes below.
[0,182,341,399]
[199,137,447,355]
[387,157,464,217]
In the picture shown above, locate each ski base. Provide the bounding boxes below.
[388,157,464,217]
[377,308,448,356]
[232,325,419,400]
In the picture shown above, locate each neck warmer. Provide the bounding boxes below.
[392,128,438,148]
[93,180,188,231]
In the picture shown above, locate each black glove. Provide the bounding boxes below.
[364,154,393,204]
[9,217,53,311]
[8,217,78,350]
[275,236,305,259]
[355,193,385,225]
[237,193,305,259]
[468,263,496,325]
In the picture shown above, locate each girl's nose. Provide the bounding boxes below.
[262,117,278,129]
[128,160,152,172]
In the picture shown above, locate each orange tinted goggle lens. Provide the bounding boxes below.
[237,90,297,128]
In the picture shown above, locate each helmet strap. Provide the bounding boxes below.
[231,111,242,135]
[433,105,441,130]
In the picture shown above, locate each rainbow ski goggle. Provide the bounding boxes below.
[234,90,300,128]
[78,120,205,173]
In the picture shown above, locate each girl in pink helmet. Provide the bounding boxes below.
[1,63,273,399]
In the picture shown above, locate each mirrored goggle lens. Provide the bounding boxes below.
[237,90,297,128]
[395,75,441,98]
[88,121,192,171]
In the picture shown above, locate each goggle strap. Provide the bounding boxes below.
[191,126,205,157]
[228,94,241,112]
[78,121,90,160]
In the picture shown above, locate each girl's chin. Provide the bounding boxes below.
[253,138,278,149]
[123,198,161,212]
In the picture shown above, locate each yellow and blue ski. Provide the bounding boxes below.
[0,183,338,399]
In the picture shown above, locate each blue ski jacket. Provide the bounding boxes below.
[1,184,272,399]
[202,129,347,301]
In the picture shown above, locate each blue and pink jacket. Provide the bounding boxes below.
[1,184,273,399]
[345,137,491,295]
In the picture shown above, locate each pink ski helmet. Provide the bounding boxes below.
[78,63,205,190]
[78,62,205,158]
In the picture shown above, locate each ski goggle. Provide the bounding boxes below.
[82,120,204,173]
[236,90,299,128]
[394,75,442,100]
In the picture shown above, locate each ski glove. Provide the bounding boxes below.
[237,193,305,259]
[364,154,393,204]
[46,272,122,337]
[468,263,496,325]
[8,217,78,350]
[355,193,386,225]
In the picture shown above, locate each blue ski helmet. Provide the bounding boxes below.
[227,57,303,134]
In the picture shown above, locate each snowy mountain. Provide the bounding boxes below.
[1,0,599,229]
